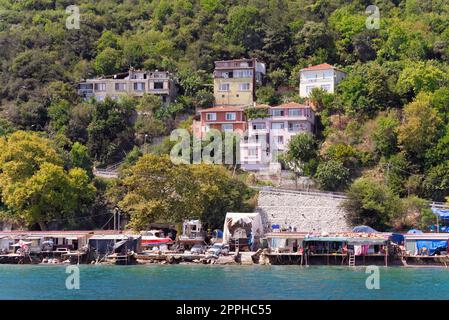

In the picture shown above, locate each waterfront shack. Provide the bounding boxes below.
[0,231,93,264]
[403,233,449,266]
[263,232,307,264]
[222,212,264,252]
[88,232,141,263]
[178,219,205,248]
[303,233,391,266]
[88,233,141,255]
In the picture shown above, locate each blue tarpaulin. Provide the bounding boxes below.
[416,240,448,256]
[352,225,378,233]
[432,208,449,220]
[214,229,223,238]
[390,233,404,245]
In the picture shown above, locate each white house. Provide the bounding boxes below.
[240,102,316,171]
[299,63,347,98]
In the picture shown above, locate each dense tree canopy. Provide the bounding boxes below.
[115,154,254,230]
[0,131,95,229]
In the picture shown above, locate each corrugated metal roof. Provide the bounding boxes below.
[405,233,449,240]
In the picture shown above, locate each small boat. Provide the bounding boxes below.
[141,230,173,247]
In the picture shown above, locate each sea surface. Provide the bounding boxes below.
[0,264,448,300]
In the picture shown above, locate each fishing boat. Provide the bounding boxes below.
[140,230,173,248]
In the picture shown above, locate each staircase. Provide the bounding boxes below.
[348,253,356,267]
[234,238,240,255]
[93,161,123,179]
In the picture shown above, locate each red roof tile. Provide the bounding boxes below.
[272,102,311,109]
[300,63,335,71]
[198,106,245,112]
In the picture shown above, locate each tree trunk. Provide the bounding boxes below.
[38,221,47,231]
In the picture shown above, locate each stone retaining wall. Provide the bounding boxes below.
[256,189,350,233]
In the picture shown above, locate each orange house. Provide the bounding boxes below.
[193,106,247,138]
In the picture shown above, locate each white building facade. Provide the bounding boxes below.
[240,102,316,171]
[299,63,347,98]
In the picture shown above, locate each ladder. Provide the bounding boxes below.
[348,253,356,267]
[234,239,240,255]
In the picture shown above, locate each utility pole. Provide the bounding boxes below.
[144,134,149,154]
[113,208,117,231]
[113,206,121,231]
[118,210,121,231]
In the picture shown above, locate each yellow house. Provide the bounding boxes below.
[213,58,265,106]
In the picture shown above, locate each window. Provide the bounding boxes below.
[248,148,258,157]
[79,83,93,90]
[239,83,250,91]
[134,82,145,91]
[154,82,164,89]
[306,86,315,94]
[252,123,266,130]
[94,83,106,91]
[115,83,126,91]
[274,136,284,145]
[271,122,284,130]
[288,122,303,132]
[226,112,236,121]
[204,124,210,132]
[234,69,252,78]
[131,72,146,79]
[272,109,284,117]
[321,84,331,92]
[219,83,230,91]
[221,124,233,132]
[288,109,302,116]
[206,113,216,121]
[220,71,232,78]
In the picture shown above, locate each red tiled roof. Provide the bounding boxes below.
[300,63,335,71]
[198,106,244,112]
[272,102,311,109]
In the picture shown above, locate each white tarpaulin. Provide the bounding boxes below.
[222,212,264,245]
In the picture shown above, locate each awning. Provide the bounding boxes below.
[348,239,388,245]
[432,208,449,220]
[65,236,82,240]
[305,236,388,245]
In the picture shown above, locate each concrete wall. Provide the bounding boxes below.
[214,77,254,106]
[256,189,350,233]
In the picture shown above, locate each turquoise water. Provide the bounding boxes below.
[0,264,448,299]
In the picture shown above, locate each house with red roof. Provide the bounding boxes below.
[192,105,247,138]
[299,63,347,98]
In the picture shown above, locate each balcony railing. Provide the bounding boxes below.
[301,77,333,83]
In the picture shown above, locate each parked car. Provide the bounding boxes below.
[207,243,229,257]
[189,244,206,254]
